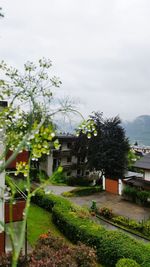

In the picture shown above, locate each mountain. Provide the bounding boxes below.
[123,115,150,146]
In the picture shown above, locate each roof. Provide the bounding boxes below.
[134,153,150,170]
[124,171,143,178]
[123,177,150,189]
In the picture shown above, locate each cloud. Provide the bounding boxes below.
[1,0,150,121]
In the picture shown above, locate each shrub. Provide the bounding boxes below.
[0,233,97,267]
[123,186,150,206]
[112,215,150,238]
[29,232,97,267]
[0,253,26,267]
[32,190,150,267]
[98,207,113,219]
[62,186,102,197]
[116,258,140,267]
[122,186,137,201]
[66,175,94,186]
[137,190,150,204]
[50,169,68,184]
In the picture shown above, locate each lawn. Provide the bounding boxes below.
[27,203,70,246]
[27,203,103,266]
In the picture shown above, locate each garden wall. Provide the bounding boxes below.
[5,200,26,223]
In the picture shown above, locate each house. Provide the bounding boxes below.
[40,134,88,178]
[123,153,150,191]
[0,101,26,255]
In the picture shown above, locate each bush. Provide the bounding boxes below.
[0,233,97,267]
[62,186,102,197]
[123,186,137,202]
[0,253,26,267]
[116,258,140,267]
[66,175,94,186]
[112,215,150,238]
[123,186,150,206]
[32,190,150,267]
[29,232,97,267]
[50,169,68,184]
[137,190,150,204]
[98,207,113,219]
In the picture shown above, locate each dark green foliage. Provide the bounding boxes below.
[32,190,150,267]
[30,168,49,182]
[62,186,102,197]
[50,169,68,184]
[66,175,94,186]
[88,112,130,178]
[97,231,150,267]
[112,215,150,238]
[123,185,150,205]
[116,258,140,267]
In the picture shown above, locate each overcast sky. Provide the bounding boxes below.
[1,0,150,122]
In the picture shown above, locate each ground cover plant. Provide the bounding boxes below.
[0,232,97,267]
[62,186,102,197]
[122,185,150,206]
[32,190,150,267]
[116,258,140,267]
[96,206,150,239]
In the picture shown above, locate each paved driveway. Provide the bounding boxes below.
[69,192,150,221]
[43,185,150,221]
[44,185,76,195]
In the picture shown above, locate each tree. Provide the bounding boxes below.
[0,58,77,267]
[88,112,130,179]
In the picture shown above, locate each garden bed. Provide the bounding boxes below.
[62,186,102,197]
[31,190,150,267]
[95,207,150,241]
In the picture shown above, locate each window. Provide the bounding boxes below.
[67,142,72,149]
[67,156,72,163]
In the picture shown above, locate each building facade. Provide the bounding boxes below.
[40,134,87,178]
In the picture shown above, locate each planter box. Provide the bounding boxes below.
[5,199,26,223]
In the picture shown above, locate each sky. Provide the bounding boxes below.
[1,0,150,122]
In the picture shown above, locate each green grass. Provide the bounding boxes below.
[27,203,70,246]
[27,204,104,266]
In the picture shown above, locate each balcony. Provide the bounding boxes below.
[53,149,72,158]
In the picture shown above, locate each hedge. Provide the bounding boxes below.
[116,258,140,267]
[123,186,150,206]
[32,190,150,267]
[62,186,102,197]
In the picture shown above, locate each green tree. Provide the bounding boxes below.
[88,112,130,178]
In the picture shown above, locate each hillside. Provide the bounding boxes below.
[123,115,150,146]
